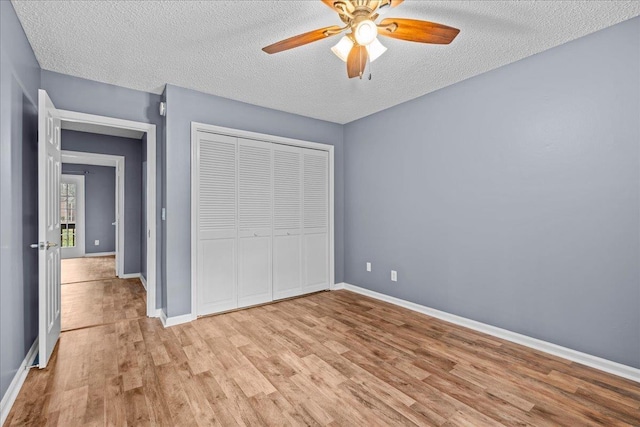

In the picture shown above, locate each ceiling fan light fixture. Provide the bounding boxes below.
[331,36,354,62]
[354,19,377,46]
[367,38,387,62]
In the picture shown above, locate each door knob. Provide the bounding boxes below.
[29,242,57,250]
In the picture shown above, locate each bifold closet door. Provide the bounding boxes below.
[196,133,238,315]
[237,138,273,307]
[273,145,303,300]
[302,149,329,293]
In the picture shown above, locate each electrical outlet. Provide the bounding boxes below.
[94,240,100,246]
[366,262,371,272]
[391,270,397,282]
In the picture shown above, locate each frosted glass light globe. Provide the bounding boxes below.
[354,20,377,46]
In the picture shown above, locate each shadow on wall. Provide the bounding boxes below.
[21,94,38,354]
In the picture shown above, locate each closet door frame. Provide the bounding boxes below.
[190,122,335,319]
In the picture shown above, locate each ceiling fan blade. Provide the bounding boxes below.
[378,18,460,44]
[321,0,337,10]
[262,26,343,54]
[390,0,404,7]
[347,45,368,79]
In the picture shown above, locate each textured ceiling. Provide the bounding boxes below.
[12,1,640,124]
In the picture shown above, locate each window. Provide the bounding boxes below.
[60,182,77,247]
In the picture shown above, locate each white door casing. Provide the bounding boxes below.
[60,174,85,259]
[38,89,62,368]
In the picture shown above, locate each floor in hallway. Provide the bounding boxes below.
[61,256,146,331]
[61,255,117,284]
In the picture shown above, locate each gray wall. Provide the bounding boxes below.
[62,131,142,274]
[164,84,345,317]
[61,164,116,254]
[343,17,640,368]
[41,70,163,307]
[0,0,40,403]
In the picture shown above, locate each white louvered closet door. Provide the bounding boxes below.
[237,138,273,307]
[273,145,303,300]
[196,133,238,315]
[302,148,329,292]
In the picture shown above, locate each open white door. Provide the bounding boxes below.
[37,89,62,368]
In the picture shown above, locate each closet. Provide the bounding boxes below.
[194,130,330,317]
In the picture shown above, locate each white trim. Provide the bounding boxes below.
[57,109,157,319]
[341,283,640,383]
[83,251,116,257]
[0,339,38,426]
[139,274,147,291]
[192,123,336,152]
[190,122,336,319]
[159,310,196,328]
[61,150,123,167]
[120,272,142,280]
[331,282,346,290]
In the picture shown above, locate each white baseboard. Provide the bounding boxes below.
[340,283,640,383]
[139,274,147,291]
[84,251,116,257]
[1,338,38,425]
[120,272,141,280]
[331,282,346,290]
[160,310,196,328]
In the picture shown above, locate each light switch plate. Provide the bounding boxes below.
[366,262,371,272]
[94,240,99,246]
[391,270,397,282]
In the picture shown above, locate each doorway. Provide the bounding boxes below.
[36,89,157,367]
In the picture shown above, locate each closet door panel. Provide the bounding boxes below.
[238,236,271,306]
[273,235,302,299]
[273,145,303,300]
[198,238,236,313]
[237,138,272,307]
[196,132,238,315]
[302,149,329,292]
[303,233,328,291]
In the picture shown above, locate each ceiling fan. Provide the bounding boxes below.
[262,0,460,79]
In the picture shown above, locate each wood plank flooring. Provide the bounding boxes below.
[5,290,640,426]
[62,256,116,284]
[61,256,145,331]
[61,277,147,331]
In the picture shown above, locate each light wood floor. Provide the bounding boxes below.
[61,277,147,331]
[62,256,116,284]
[61,256,145,331]
[5,290,640,426]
